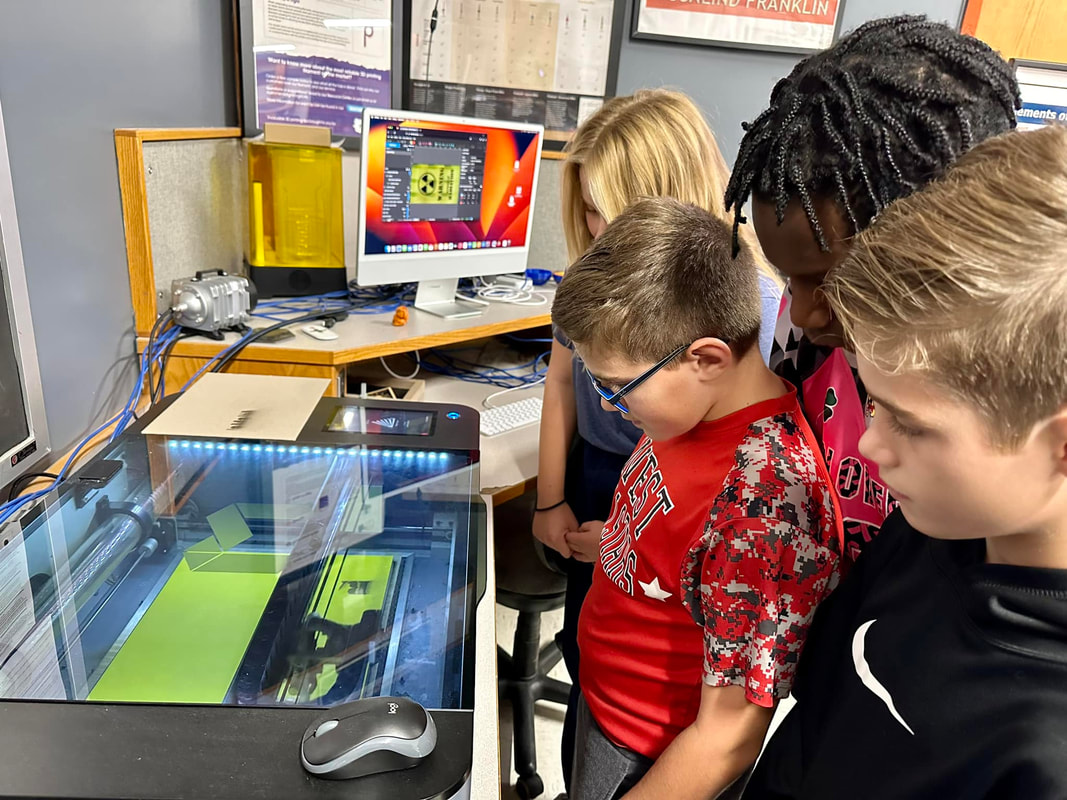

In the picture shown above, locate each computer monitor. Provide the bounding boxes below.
[357,108,544,318]
[0,95,50,492]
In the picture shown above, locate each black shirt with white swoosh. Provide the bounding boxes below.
[744,508,1067,799]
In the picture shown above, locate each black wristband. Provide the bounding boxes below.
[534,499,567,513]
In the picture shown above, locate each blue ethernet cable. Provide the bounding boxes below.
[0,322,191,524]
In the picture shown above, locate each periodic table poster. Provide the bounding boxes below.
[405,0,625,147]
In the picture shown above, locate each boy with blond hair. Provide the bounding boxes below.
[744,125,1067,799]
[551,197,842,800]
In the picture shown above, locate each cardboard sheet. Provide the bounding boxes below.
[143,373,330,441]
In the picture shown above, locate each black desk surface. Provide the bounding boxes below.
[0,702,471,799]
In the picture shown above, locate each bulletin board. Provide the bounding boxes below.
[402,0,627,150]
[961,0,1067,65]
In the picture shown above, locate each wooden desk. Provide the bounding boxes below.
[143,294,553,398]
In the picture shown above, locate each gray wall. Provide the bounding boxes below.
[0,1,237,453]
[616,0,967,165]
[0,0,966,454]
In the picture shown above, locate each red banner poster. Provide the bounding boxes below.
[633,0,843,52]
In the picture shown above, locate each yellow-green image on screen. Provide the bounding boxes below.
[411,164,460,205]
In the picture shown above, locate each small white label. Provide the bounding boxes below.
[577,97,605,127]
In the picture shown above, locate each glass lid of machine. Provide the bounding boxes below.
[0,434,480,711]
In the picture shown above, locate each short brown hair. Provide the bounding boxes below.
[823,125,1067,449]
[552,197,761,362]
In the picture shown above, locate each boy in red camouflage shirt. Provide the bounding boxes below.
[551,197,842,800]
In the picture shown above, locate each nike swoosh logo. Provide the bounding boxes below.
[852,620,915,736]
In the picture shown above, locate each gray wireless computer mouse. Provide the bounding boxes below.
[300,696,438,780]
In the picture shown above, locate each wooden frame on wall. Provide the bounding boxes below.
[114,127,241,337]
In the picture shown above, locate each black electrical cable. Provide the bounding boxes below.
[426,0,439,81]
[145,309,174,404]
[7,472,58,503]
[151,330,194,404]
[208,300,380,375]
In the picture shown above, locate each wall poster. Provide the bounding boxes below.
[404,0,625,148]
[241,0,395,139]
[631,0,845,55]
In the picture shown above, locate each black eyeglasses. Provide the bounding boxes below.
[588,343,691,414]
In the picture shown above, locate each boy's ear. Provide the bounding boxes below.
[688,337,733,379]
[1051,408,1067,478]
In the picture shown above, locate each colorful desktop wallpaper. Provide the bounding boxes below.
[362,116,540,256]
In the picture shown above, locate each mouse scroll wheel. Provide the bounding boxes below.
[314,720,339,738]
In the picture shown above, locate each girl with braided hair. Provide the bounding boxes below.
[724,15,1019,563]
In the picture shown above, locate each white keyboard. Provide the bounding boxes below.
[480,396,543,437]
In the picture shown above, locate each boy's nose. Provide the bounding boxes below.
[788,284,834,333]
[858,423,898,472]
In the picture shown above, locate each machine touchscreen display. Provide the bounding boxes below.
[325,406,436,437]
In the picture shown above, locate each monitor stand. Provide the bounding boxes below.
[414,278,485,320]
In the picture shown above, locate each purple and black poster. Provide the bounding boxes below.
[251,0,392,137]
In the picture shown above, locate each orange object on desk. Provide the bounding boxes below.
[392,306,410,326]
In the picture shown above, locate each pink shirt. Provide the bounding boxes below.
[770,292,897,562]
